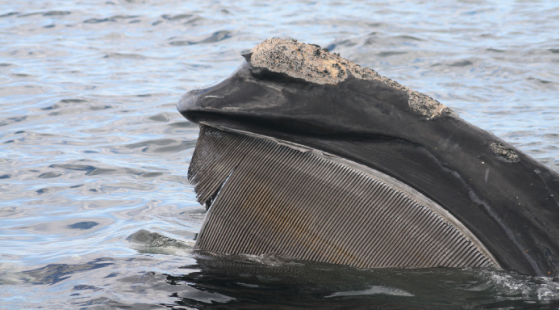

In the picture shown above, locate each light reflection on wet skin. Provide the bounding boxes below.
[0,0,557,308]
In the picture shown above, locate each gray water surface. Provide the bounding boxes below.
[0,0,558,309]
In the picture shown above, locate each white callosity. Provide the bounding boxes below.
[250,38,455,119]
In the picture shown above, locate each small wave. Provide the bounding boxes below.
[0,116,27,127]
[161,14,193,21]
[59,99,87,103]
[14,217,112,236]
[103,53,147,60]
[42,11,71,16]
[148,113,171,122]
[471,269,559,302]
[121,138,196,154]
[83,15,140,24]
[448,60,473,67]
[0,12,18,18]
[377,51,408,57]
[326,285,414,298]
[38,172,62,179]
[169,30,232,46]
[392,35,424,41]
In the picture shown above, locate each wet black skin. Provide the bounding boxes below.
[178,61,559,277]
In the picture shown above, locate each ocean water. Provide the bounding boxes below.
[0,0,558,309]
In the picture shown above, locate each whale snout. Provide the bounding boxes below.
[178,87,208,117]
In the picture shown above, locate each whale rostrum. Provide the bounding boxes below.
[178,38,559,276]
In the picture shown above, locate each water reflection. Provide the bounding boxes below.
[164,254,558,309]
[7,253,557,309]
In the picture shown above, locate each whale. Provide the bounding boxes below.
[178,38,558,277]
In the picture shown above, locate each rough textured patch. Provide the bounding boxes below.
[490,142,520,163]
[250,38,454,119]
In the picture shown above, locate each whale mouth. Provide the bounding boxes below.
[188,123,499,269]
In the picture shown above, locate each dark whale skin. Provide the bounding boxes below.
[178,61,559,277]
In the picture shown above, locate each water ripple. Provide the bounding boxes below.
[0,0,557,308]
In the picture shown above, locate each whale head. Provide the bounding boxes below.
[178,38,558,277]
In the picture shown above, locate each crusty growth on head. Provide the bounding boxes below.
[249,38,454,119]
[490,142,520,163]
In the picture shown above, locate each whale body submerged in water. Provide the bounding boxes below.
[178,38,558,277]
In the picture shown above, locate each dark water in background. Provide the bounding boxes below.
[0,0,558,308]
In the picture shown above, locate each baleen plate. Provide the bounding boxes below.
[189,125,497,269]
